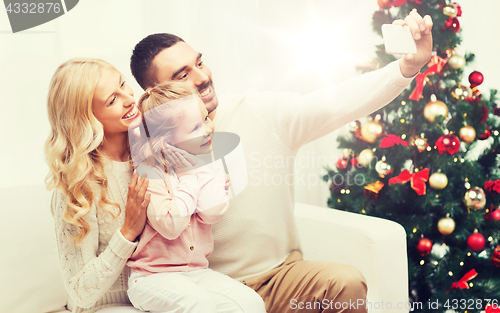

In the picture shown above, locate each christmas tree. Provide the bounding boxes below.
[323,1,500,311]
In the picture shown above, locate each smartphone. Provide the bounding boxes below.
[381,24,417,55]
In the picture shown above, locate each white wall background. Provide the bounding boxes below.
[0,0,499,207]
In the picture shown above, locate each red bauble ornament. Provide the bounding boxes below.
[467,231,486,252]
[336,157,357,172]
[478,127,491,140]
[469,71,484,87]
[486,209,500,221]
[336,157,349,171]
[436,134,460,155]
[444,17,460,33]
[416,237,433,256]
[377,0,391,9]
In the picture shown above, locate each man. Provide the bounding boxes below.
[130,11,433,313]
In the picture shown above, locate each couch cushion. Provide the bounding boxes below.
[0,185,68,313]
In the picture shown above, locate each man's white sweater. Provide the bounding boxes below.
[208,60,414,281]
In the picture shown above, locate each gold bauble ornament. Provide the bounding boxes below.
[448,54,466,70]
[358,149,374,167]
[450,83,473,103]
[438,215,456,235]
[360,120,384,143]
[429,172,448,190]
[424,95,448,123]
[442,3,458,17]
[464,186,486,210]
[409,134,428,152]
[459,125,476,143]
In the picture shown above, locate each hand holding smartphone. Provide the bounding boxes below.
[381,24,418,55]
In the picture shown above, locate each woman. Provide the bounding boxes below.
[45,58,151,313]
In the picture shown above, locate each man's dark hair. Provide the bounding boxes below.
[130,33,185,90]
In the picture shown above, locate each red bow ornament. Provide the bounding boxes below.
[448,269,478,291]
[379,134,409,148]
[485,180,500,194]
[409,55,448,100]
[480,104,489,123]
[389,168,429,196]
[453,2,462,17]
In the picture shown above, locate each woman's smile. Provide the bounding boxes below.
[122,105,139,120]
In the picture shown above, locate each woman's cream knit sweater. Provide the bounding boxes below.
[51,161,138,313]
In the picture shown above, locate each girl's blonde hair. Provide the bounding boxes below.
[44,58,123,246]
[132,81,198,170]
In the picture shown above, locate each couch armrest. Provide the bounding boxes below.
[0,185,68,313]
[294,203,409,313]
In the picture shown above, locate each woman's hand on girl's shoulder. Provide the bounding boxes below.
[120,171,151,242]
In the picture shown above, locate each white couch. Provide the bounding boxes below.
[1,185,409,313]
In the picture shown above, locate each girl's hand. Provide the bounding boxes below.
[171,151,196,178]
[162,144,202,173]
[120,171,151,242]
[161,144,187,170]
[165,143,202,167]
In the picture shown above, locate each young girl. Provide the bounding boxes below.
[126,82,266,313]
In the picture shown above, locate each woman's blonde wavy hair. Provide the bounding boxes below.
[44,58,124,246]
[132,81,198,171]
